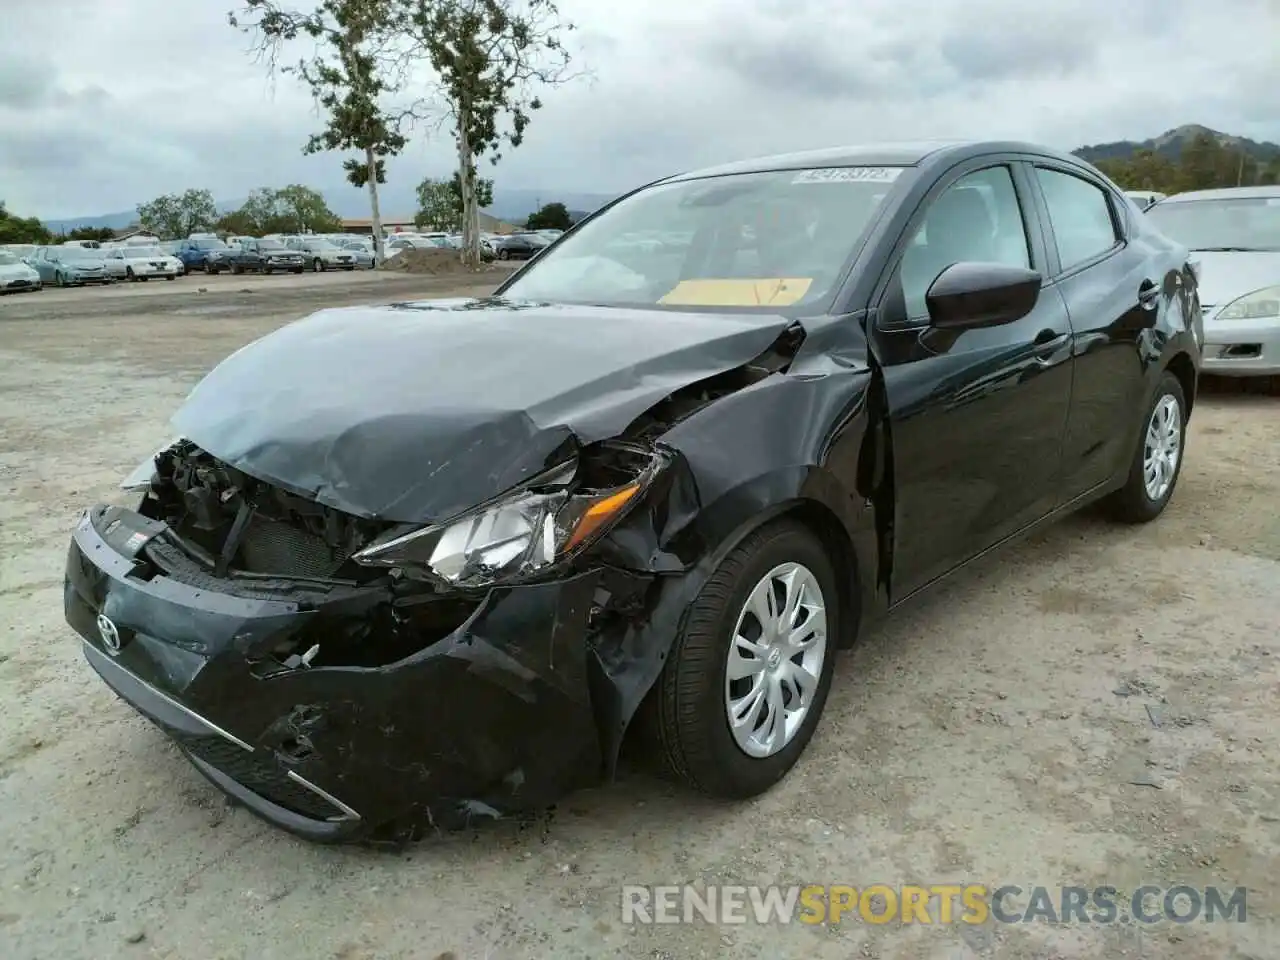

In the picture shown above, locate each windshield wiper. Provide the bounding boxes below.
[1191,246,1270,253]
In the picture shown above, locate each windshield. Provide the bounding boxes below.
[260,244,290,253]
[1146,197,1280,251]
[61,247,102,261]
[130,247,163,258]
[501,166,905,309]
[195,239,229,250]
[306,239,338,250]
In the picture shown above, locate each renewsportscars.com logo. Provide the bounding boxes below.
[621,884,1248,926]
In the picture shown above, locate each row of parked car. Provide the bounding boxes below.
[0,224,570,294]
[0,241,186,291]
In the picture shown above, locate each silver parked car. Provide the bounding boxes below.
[1146,186,1280,376]
[0,249,42,293]
[339,240,376,269]
[30,246,113,287]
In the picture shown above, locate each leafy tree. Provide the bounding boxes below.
[414,171,493,231]
[397,0,575,265]
[63,226,118,242]
[230,0,407,262]
[136,189,218,239]
[1089,134,1280,194]
[275,184,344,233]
[526,201,569,231]
[414,178,456,231]
[215,208,260,237]
[0,202,52,244]
[217,186,343,235]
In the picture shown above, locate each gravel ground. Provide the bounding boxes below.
[1,274,1277,960]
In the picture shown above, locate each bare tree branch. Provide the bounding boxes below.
[228,0,407,260]
[392,0,580,266]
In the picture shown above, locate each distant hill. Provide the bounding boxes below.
[42,186,619,234]
[1074,124,1280,165]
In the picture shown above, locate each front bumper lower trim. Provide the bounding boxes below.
[286,770,361,822]
[84,639,254,751]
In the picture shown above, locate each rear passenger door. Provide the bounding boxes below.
[1027,164,1153,499]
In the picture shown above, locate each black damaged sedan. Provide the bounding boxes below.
[65,141,1202,842]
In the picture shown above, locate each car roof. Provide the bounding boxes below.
[665,140,1090,181]
[1158,185,1280,204]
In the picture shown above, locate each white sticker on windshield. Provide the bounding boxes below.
[792,167,902,184]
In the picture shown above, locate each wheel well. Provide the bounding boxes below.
[1166,352,1196,416]
[779,500,861,649]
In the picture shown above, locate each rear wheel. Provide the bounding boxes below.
[650,520,838,799]
[1105,372,1187,523]
[313,258,324,272]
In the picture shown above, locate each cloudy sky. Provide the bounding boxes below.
[2,0,1277,219]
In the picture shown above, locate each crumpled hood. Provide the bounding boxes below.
[1191,250,1280,312]
[171,298,794,523]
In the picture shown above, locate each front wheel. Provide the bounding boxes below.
[313,258,324,273]
[649,520,838,799]
[1104,371,1187,523]
[497,249,510,260]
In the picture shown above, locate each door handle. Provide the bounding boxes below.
[1138,280,1160,309]
[1033,328,1060,347]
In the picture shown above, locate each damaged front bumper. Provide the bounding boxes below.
[65,503,641,841]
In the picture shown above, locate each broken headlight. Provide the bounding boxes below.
[353,445,666,587]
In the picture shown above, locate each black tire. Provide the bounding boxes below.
[497,249,510,260]
[292,268,303,274]
[166,275,175,281]
[231,263,243,275]
[313,258,324,272]
[125,267,135,282]
[56,272,66,288]
[263,267,273,275]
[140,276,148,282]
[649,519,839,799]
[1104,371,1187,523]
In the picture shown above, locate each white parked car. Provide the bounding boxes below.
[1146,185,1280,376]
[0,249,42,294]
[103,246,182,282]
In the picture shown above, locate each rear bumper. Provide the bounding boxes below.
[64,504,620,840]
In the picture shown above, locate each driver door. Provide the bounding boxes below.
[867,159,1074,603]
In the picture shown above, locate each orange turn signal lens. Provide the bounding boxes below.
[562,483,641,552]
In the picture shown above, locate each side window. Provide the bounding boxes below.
[899,165,1031,319]
[1034,168,1119,272]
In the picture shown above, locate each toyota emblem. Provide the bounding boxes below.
[96,614,122,655]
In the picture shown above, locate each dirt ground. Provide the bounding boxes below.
[0,273,1277,960]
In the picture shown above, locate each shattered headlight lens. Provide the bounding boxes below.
[353,449,664,587]
[1216,285,1280,321]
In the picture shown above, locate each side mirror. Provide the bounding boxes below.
[925,262,1042,330]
